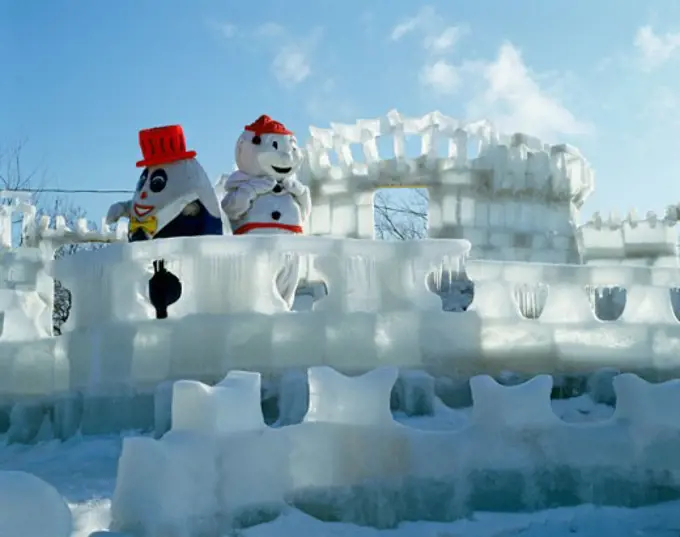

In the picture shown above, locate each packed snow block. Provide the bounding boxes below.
[277,369,309,426]
[111,433,220,537]
[304,366,398,426]
[153,380,174,438]
[391,369,435,416]
[172,370,265,434]
[0,470,72,537]
[586,368,619,405]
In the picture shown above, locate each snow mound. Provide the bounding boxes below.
[0,470,72,537]
[110,367,680,536]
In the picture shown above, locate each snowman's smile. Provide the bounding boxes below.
[271,165,292,174]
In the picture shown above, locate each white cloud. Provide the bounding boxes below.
[634,25,680,71]
[424,26,464,54]
[420,60,460,95]
[272,46,311,87]
[390,6,465,54]
[465,43,591,140]
[245,24,322,88]
[390,7,433,41]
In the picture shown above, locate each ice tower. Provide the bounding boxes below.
[301,111,594,264]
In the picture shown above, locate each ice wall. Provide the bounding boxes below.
[301,110,594,264]
[110,367,680,536]
[0,233,678,407]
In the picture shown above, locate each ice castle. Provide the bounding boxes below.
[4,110,680,537]
[1,109,679,436]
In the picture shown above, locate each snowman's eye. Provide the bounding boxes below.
[136,169,149,192]
[252,135,261,145]
[149,169,168,193]
[272,141,278,149]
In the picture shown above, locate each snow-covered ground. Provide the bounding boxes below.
[1,394,679,537]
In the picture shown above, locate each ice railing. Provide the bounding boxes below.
[577,207,679,262]
[300,109,595,203]
[51,235,680,328]
[111,366,680,535]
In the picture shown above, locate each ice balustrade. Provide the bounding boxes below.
[110,366,680,535]
[0,235,663,403]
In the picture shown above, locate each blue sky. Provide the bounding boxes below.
[3,0,680,225]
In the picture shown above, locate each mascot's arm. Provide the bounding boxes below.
[221,174,278,220]
[221,184,257,221]
[106,200,131,224]
[283,177,312,222]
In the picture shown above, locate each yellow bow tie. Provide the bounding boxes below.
[129,216,158,236]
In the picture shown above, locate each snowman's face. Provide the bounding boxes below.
[132,160,197,219]
[235,130,302,180]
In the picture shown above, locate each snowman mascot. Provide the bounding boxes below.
[106,124,225,242]
[220,114,311,309]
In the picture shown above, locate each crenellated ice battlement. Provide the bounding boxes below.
[109,366,680,535]
[577,208,679,263]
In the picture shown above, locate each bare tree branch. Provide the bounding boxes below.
[373,188,428,240]
[0,140,103,334]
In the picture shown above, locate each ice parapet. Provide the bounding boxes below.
[0,471,73,537]
[111,367,680,536]
[172,370,264,434]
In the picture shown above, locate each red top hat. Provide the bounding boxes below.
[136,125,197,168]
[245,115,293,136]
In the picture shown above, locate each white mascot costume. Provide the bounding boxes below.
[220,115,311,309]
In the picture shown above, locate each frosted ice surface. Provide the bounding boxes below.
[470,374,559,428]
[171,370,264,434]
[304,366,398,426]
[0,470,72,537]
[612,373,680,429]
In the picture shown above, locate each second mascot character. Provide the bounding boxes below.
[221,115,312,309]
